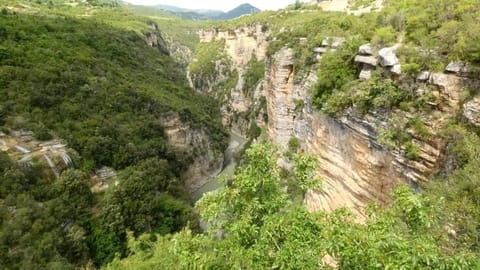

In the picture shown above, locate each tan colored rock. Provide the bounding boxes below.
[428,73,462,110]
[266,48,297,148]
[266,47,457,216]
[161,114,223,192]
[463,96,480,127]
[198,24,269,71]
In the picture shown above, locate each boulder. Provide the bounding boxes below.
[445,61,464,73]
[359,68,372,80]
[378,46,399,67]
[390,64,402,75]
[358,43,374,55]
[416,71,430,82]
[321,37,346,49]
[354,55,377,66]
[313,47,328,54]
[445,61,472,74]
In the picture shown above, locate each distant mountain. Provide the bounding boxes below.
[151,3,260,20]
[215,3,261,20]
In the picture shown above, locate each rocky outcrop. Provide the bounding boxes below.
[194,24,270,137]
[160,114,223,192]
[463,96,480,127]
[266,48,296,146]
[198,24,269,70]
[144,21,169,55]
[266,47,466,215]
[0,131,73,179]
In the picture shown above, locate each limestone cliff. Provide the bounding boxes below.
[144,21,170,55]
[198,24,269,70]
[160,114,224,192]
[309,0,384,14]
[191,25,270,137]
[266,47,471,214]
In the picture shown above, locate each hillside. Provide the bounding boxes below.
[1,0,480,269]
[0,0,227,268]
[111,0,480,268]
[148,2,261,20]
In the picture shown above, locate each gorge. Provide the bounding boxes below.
[1,0,479,269]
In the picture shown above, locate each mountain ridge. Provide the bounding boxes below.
[151,2,261,20]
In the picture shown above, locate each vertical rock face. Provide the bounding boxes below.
[160,114,223,192]
[266,48,296,147]
[144,22,170,55]
[198,24,269,70]
[464,96,480,127]
[266,47,462,214]
[194,25,270,137]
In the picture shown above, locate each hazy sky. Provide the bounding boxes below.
[123,0,297,12]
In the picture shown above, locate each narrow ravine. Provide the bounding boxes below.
[192,132,248,202]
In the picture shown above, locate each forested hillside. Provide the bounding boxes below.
[0,0,227,268]
[107,0,480,269]
[1,0,480,269]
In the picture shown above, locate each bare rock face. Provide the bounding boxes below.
[390,64,402,75]
[416,71,430,82]
[266,47,464,215]
[160,114,223,192]
[314,47,328,54]
[195,24,270,137]
[359,68,373,80]
[199,24,269,70]
[463,96,480,127]
[144,22,169,55]
[428,73,463,110]
[266,48,296,147]
[0,132,73,179]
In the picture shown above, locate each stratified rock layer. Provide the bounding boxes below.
[161,114,223,192]
[266,47,463,214]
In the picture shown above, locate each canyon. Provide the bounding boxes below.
[190,23,479,215]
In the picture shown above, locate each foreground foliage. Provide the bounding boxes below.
[106,143,480,270]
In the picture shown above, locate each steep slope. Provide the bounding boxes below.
[0,2,228,268]
[189,0,480,215]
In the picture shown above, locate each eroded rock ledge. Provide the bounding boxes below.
[266,47,472,214]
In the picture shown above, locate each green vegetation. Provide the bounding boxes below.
[312,38,362,115]
[288,136,301,154]
[104,142,480,269]
[2,0,480,269]
[243,56,265,97]
[188,40,231,90]
[0,11,227,168]
[124,5,201,51]
[0,2,227,269]
[349,0,376,10]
